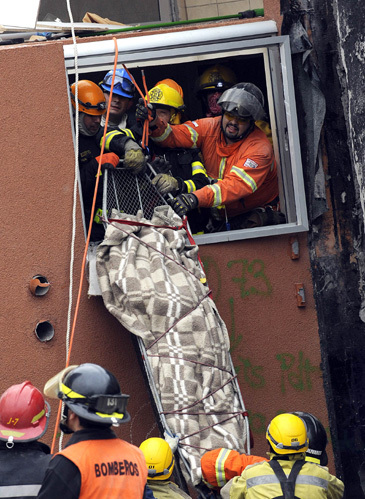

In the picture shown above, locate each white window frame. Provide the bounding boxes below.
[64,21,308,245]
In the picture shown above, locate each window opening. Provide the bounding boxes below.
[65,23,308,245]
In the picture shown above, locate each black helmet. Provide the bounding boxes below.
[58,363,130,426]
[218,82,266,121]
[292,411,328,466]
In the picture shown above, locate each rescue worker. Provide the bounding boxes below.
[202,412,330,493]
[71,80,146,241]
[0,381,51,498]
[222,413,344,498]
[137,82,283,232]
[139,437,192,498]
[99,68,140,138]
[195,64,238,118]
[292,411,329,466]
[146,80,211,234]
[37,363,150,498]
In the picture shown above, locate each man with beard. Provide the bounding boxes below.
[137,83,282,231]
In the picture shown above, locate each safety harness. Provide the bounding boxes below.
[268,459,305,499]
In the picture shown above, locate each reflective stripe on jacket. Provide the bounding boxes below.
[151,117,278,217]
[58,438,148,499]
[0,442,51,498]
[201,448,267,489]
[228,454,344,499]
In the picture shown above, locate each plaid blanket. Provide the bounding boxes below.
[96,206,248,485]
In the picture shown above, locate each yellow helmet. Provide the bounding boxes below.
[139,437,175,480]
[155,79,184,98]
[266,413,309,455]
[196,64,237,94]
[148,83,185,124]
[70,80,106,116]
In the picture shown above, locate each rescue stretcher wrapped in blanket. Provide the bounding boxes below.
[96,167,250,487]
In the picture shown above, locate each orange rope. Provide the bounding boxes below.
[50,37,120,454]
[122,63,150,150]
[141,70,150,150]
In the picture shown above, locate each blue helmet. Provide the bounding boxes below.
[100,69,135,99]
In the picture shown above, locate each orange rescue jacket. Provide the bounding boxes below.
[151,117,278,217]
[201,448,267,489]
[58,438,148,498]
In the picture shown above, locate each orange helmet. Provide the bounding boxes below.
[0,381,50,446]
[70,80,106,116]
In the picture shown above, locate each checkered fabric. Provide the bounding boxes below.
[96,205,247,485]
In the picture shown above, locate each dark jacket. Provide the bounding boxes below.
[0,441,51,498]
[78,126,132,241]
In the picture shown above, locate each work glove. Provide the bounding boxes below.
[164,430,180,453]
[150,156,172,174]
[95,152,120,170]
[136,98,156,123]
[168,193,198,217]
[124,140,146,174]
[152,173,179,195]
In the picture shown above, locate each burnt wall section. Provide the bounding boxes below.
[282,0,365,496]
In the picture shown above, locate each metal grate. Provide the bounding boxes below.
[102,166,167,224]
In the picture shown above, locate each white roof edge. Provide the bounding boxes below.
[63,21,278,61]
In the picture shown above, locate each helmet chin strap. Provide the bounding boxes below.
[60,404,74,435]
[221,118,254,142]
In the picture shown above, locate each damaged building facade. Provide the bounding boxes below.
[0,0,364,496]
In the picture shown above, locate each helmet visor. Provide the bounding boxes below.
[218,87,266,121]
[59,383,130,419]
[102,74,135,97]
[44,365,79,399]
[88,393,130,415]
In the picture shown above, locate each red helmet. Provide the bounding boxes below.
[0,381,50,445]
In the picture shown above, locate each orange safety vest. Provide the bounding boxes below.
[151,117,278,217]
[58,438,148,499]
[201,448,268,489]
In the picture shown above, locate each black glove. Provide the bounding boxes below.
[150,156,172,174]
[168,193,198,217]
[136,98,156,122]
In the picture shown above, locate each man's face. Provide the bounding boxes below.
[221,111,251,144]
[103,91,132,121]
[83,114,102,134]
[156,107,172,124]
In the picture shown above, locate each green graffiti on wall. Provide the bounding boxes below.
[227,259,272,299]
[235,356,265,388]
[228,297,242,355]
[276,352,320,393]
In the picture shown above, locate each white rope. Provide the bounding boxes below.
[60,0,79,452]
